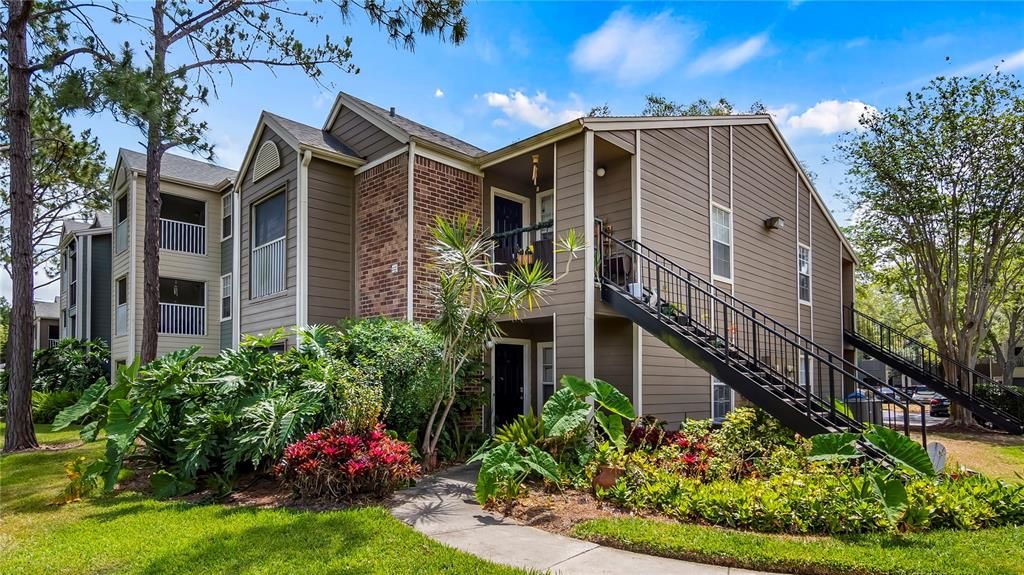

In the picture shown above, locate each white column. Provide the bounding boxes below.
[583,131,595,384]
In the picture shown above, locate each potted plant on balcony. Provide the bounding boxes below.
[515,244,535,267]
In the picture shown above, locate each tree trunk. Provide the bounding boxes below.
[3,0,40,452]
[139,2,167,364]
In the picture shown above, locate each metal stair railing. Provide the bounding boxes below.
[845,306,1024,430]
[598,231,926,445]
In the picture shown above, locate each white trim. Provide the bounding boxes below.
[480,121,584,169]
[632,129,643,417]
[297,150,311,327]
[535,189,553,239]
[414,143,483,176]
[798,243,813,306]
[489,187,531,236]
[353,147,407,176]
[128,175,137,357]
[231,187,241,347]
[406,142,415,321]
[490,338,532,433]
[710,202,734,283]
[220,273,233,322]
[221,193,233,241]
[583,130,595,385]
[807,189,814,339]
[536,341,555,415]
[710,376,736,422]
[795,169,802,333]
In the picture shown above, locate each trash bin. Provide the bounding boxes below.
[845,392,883,424]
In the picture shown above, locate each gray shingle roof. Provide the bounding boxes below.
[93,212,112,229]
[264,112,359,158]
[344,93,487,157]
[119,149,236,188]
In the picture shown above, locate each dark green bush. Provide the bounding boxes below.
[31,390,81,423]
[333,319,443,437]
[32,339,110,392]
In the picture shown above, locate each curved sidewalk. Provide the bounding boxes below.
[390,465,777,575]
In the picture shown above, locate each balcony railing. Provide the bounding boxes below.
[115,303,128,336]
[251,237,286,298]
[48,338,60,348]
[160,218,206,255]
[491,221,553,276]
[159,302,206,336]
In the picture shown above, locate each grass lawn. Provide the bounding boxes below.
[574,517,1024,575]
[923,430,1024,481]
[0,424,526,575]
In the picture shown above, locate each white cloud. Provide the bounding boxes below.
[483,90,583,129]
[689,34,768,76]
[434,88,444,98]
[570,8,696,85]
[786,100,877,134]
[955,47,1024,75]
[766,104,796,125]
[203,131,245,169]
[845,37,869,49]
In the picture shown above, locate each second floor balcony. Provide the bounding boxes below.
[159,193,207,255]
[492,221,553,276]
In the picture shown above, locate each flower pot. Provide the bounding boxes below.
[516,254,534,266]
[592,465,625,490]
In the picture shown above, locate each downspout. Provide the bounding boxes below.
[297,149,312,328]
[406,141,416,321]
[232,183,241,348]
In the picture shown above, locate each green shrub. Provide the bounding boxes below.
[32,339,110,392]
[334,319,443,437]
[31,390,81,424]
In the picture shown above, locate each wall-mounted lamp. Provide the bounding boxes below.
[484,339,495,350]
[764,216,785,230]
[596,167,607,178]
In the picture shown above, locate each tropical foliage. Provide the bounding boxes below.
[31,338,110,392]
[275,421,419,499]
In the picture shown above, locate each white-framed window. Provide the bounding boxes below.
[221,193,233,240]
[711,377,734,422]
[115,276,128,336]
[115,193,129,253]
[711,204,733,281]
[221,273,232,321]
[537,342,555,413]
[798,244,812,304]
[535,190,554,240]
[250,190,287,298]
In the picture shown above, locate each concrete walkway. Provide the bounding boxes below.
[390,465,777,575]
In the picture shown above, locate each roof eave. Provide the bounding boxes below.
[479,119,586,168]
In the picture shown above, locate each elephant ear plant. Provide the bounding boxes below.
[809,424,937,528]
[471,375,637,505]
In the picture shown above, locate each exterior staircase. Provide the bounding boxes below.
[598,231,927,445]
[844,307,1024,435]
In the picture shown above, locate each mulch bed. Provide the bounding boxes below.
[496,486,664,537]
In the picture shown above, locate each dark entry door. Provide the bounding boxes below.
[493,196,524,268]
[494,343,525,428]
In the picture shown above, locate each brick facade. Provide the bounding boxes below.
[411,155,483,322]
[356,153,409,318]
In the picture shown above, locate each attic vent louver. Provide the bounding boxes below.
[252,141,281,183]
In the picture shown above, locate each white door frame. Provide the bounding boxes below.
[490,187,530,235]
[710,376,735,422]
[490,337,532,433]
[536,341,554,414]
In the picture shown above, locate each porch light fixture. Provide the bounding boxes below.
[596,167,606,178]
[485,339,495,350]
[764,216,785,230]
[531,154,540,191]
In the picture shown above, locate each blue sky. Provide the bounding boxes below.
[11,1,1024,301]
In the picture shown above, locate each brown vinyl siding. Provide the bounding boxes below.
[595,317,633,402]
[239,128,297,338]
[307,158,356,325]
[595,153,632,242]
[731,124,800,330]
[711,127,730,207]
[552,134,586,382]
[328,107,401,160]
[596,130,635,154]
[812,201,843,358]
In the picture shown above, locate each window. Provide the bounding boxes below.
[712,377,733,421]
[538,342,555,411]
[798,245,812,303]
[221,274,232,321]
[251,191,287,298]
[536,190,554,240]
[115,194,129,253]
[221,193,233,240]
[115,276,128,336]
[68,241,78,307]
[711,205,732,281]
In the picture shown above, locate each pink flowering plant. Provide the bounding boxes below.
[276,420,420,499]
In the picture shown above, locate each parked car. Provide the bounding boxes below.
[912,387,940,403]
[929,397,949,417]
